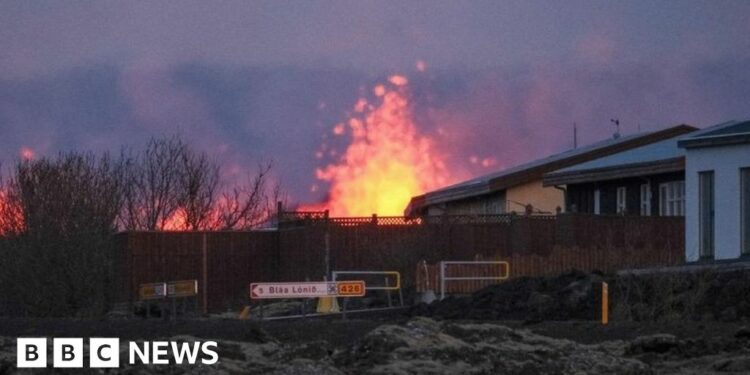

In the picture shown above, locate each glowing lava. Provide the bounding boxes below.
[306,75,452,216]
[0,189,23,236]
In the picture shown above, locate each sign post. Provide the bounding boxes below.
[138,282,167,319]
[167,280,198,320]
[138,280,198,320]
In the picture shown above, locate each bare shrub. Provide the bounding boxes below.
[0,153,125,316]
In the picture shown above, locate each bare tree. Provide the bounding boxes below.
[177,149,220,230]
[121,137,186,230]
[213,162,275,230]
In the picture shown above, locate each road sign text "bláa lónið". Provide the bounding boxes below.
[249,281,365,299]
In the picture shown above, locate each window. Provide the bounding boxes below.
[699,171,715,258]
[742,168,750,255]
[616,187,627,215]
[594,189,601,215]
[640,184,651,216]
[659,181,685,216]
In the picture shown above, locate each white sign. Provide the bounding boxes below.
[249,281,365,299]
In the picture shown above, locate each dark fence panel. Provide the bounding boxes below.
[118,231,277,313]
[119,214,685,312]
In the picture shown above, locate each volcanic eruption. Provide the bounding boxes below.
[304,74,454,216]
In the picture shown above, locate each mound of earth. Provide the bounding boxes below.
[334,317,647,374]
[414,268,750,323]
[414,270,604,321]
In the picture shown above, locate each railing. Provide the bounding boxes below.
[438,261,510,300]
[279,212,551,227]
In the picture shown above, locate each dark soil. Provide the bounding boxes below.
[0,317,390,348]
[502,319,745,344]
[413,268,750,323]
[1,315,745,349]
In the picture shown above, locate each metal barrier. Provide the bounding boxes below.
[332,270,404,307]
[439,261,510,300]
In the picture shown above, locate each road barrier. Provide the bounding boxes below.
[418,261,510,300]
[332,270,404,308]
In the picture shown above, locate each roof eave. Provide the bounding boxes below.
[678,133,750,149]
[543,157,685,186]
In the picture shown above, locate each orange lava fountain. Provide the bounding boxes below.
[306,75,452,216]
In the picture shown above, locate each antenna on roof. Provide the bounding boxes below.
[610,118,621,139]
[573,122,578,149]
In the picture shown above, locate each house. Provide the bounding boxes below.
[404,124,696,217]
[543,127,697,216]
[678,119,750,261]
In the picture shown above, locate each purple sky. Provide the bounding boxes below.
[2,1,750,203]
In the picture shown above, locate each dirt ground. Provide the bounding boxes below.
[2,315,750,374]
[3,270,750,373]
[1,315,744,348]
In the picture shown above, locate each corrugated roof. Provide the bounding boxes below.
[405,124,696,216]
[550,135,688,174]
[698,120,750,137]
[434,132,644,192]
[678,119,750,149]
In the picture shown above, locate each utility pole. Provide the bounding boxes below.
[573,122,578,149]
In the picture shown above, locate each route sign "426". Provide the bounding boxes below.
[249,280,365,299]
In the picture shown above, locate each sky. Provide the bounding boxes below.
[2,1,750,204]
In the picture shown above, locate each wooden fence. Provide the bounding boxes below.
[117,214,684,312]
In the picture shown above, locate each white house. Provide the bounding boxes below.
[678,120,750,261]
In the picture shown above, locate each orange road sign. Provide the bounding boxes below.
[336,280,366,297]
[138,282,167,300]
[168,280,198,297]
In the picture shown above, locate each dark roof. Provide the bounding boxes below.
[405,124,696,216]
[543,131,694,186]
[678,119,750,149]
[543,157,685,186]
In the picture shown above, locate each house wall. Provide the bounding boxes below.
[565,171,684,216]
[685,143,750,261]
[505,180,564,213]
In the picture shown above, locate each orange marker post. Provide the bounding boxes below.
[602,282,609,325]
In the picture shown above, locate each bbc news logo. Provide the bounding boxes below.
[17,338,218,368]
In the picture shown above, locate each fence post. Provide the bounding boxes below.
[440,261,446,300]
[325,209,330,279]
[201,232,208,315]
